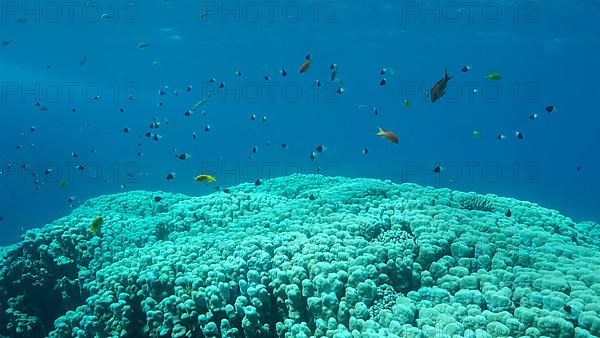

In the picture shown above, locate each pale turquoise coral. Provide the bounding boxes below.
[0,174,599,337]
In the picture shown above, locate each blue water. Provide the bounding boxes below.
[1,0,598,244]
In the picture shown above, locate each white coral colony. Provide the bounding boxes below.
[1,174,598,337]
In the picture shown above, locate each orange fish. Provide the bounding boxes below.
[299,54,312,74]
[376,127,399,144]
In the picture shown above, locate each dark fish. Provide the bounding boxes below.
[336,87,344,94]
[72,152,79,158]
[309,151,317,160]
[315,80,321,87]
[152,134,162,141]
[497,133,506,140]
[281,143,288,149]
[362,148,369,155]
[145,132,152,137]
[315,145,326,153]
[330,64,338,81]
[379,78,387,86]
[262,116,267,122]
[251,114,256,120]
[528,113,538,120]
[218,82,225,89]
[506,209,512,217]
[123,128,130,133]
[460,65,471,72]
[433,165,441,173]
[430,68,452,103]
[515,131,524,140]
[280,69,288,77]
[120,108,125,112]
[545,105,556,113]
[235,69,242,77]
[255,179,261,186]
[184,110,192,117]
[30,126,36,132]
[564,305,572,314]
[309,194,315,201]
[223,188,230,193]
[373,108,379,116]
[186,85,192,92]
[263,75,271,81]
[177,153,191,160]
[251,146,257,154]
[154,196,162,202]
[204,125,211,132]
[166,172,175,181]
[576,165,581,172]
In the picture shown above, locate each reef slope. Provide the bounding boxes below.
[1,174,599,337]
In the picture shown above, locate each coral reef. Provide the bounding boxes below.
[1,174,599,338]
[459,195,495,212]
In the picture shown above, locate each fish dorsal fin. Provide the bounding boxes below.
[445,68,452,81]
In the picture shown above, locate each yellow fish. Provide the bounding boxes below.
[90,216,103,235]
[195,174,216,183]
[486,73,502,80]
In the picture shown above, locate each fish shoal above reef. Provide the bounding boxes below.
[1,174,599,338]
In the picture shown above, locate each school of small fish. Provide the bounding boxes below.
[1,33,568,228]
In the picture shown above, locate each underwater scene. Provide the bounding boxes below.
[1,0,599,337]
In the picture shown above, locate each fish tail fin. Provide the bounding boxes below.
[445,68,452,80]
[376,127,384,135]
